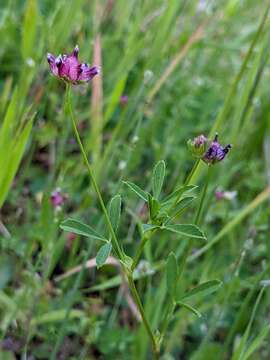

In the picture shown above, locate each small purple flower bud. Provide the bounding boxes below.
[203,133,231,165]
[120,95,128,106]
[47,45,100,85]
[50,188,66,208]
[187,134,208,158]
[194,134,207,147]
[215,189,237,201]
[215,190,225,201]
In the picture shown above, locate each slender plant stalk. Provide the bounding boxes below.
[66,84,123,261]
[131,233,153,272]
[127,274,160,359]
[194,165,211,225]
[175,165,212,272]
[131,236,148,272]
[158,164,210,349]
[184,158,200,186]
[166,159,201,217]
[67,84,159,359]
[159,300,175,340]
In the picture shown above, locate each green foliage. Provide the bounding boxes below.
[21,0,38,60]
[166,252,178,299]
[96,243,112,269]
[123,181,149,202]
[163,224,206,240]
[180,280,222,301]
[60,218,107,242]
[0,89,34,208]
[152,160,166,199]
[0,0,270,359]
[109,195,122,232]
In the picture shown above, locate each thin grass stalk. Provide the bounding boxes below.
[66,84,123,260]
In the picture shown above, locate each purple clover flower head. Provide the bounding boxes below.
[120,95,129,106]
[50,188,66,208]
[47,45,100,84]
[194,134,207,147]
[187,134,208,158]
[203,133,231,165]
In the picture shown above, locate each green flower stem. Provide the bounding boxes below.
[177,165,212,280]
[194,165,211,225]
[159,300,175,340]
[66,85,123,261]
[184,158,200,186]
[167,158,201,215]
[67,85,159,358]
[127,274,160,359]
[131,233,151,272]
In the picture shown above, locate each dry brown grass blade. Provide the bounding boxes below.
[101,0,115,23]
[147,19,208,103]
[54,256,141,322]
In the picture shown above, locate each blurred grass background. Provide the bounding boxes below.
[0,0,270,359]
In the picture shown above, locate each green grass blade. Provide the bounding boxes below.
[0,113,34,208]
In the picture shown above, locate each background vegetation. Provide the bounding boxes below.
[0,0,270,358]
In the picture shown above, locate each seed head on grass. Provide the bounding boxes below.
[47,45,100,84]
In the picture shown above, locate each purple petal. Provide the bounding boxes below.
[78,64,100,82]
[47,53,59,76]
[73,45,79,58]
[213,133,219,142]
[58,54,80,81]
[67,55,80,81]
[215,147,226,161]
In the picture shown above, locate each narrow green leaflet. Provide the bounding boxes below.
[30,309,84,326]
[142,224,160,234]
[166,252,178,298]
[152,160,166,199]
[148,194,160,220]
[109,194,121,232]
[170,196,195,218]
[163,224,206,240]
[176,301,202,318]
[96,243,112,269]
[161,185,197,206]
[60,218,107,242]
[180,280,222,301]
[123,181,149,202]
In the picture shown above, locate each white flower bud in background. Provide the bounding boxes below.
[144,69,154,85]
